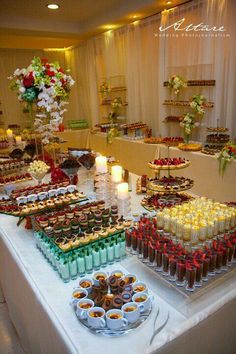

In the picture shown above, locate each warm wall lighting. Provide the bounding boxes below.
[166,1,172,4]
[47,4,59,10]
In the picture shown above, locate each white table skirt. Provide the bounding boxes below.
[0,174,236,354]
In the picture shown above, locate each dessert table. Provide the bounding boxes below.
[0,174,236,354]
[90,133,236,202]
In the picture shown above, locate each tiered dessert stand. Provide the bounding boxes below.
[142,147,193,211]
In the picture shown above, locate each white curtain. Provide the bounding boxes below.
[74,0,235,138]
[0,0,235,138]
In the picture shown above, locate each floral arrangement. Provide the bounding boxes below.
[217,142,236,176]
[110,97,122,113]
[106,97,123,144]
[180,113,199,143]
[190,94,206,115]
[100,82,110,98]
[9,57,74,144]
[28,160,49,181]
[168,75,187,95]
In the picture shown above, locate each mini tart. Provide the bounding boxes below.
[123,220,132,228]
[55,237,65,245]
[70,193,78,201]
[80,236,90,245]
[99,230,108,238]
[38,201,46,210]
[78,192,85,199]
[58,242,71,251]
[116,223,124,231]
[54,197,62,205]
[71,238,80,247]
[21,206,30,214]
[90,233,100,241]
[30,203,38,212]
[46,200,54,208]
[109,226,116,234]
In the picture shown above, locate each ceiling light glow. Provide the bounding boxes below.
[166,1,172,4]
[47,4,59,10]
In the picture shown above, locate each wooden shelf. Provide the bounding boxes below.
[101,102,128,106]
[163,100,214,108]
[164,80,215,87]
[110,86,127,92]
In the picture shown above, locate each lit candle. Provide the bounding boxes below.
[111,165,123,183]
[6,129,13,138]
[95,155,108,174]
[15,136,22,145]
[117,182,129,200]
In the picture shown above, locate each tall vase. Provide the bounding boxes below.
[184,132,191,144]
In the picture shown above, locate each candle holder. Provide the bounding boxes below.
[117,196,131,218]
[94,172,111,208]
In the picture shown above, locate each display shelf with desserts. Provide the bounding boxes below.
[203,127,230,153]
[164,80,216,87]
[0,159,28,176]
[71,270,153,336]
[0,185,87,227]
[0,172,32,187]
[10,180,70,200]
[35,228,126,282]
[163,100,214,108]
[34,201,132,254]
[126,214,236,296]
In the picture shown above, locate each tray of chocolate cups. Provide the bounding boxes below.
[35,201,133,253]
[12,185,87,217]
[125,215,236,297]
[70,270,153,336]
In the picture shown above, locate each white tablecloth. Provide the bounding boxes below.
[0,175,236,354]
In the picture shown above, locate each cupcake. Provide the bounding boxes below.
[53,222,62,236]
[90,203,98,212]
[102,208,110,219]
[62,219,71,233]
[111,205,118,215]
[66,209,74,219]
[48,214,57,225]
[98,201,105,210]
[57,211,66,223]
[95,219,103,227]
[79,215,88,229]
[94,210,102,220]
[73,207,81,217]
[71,218,80,230]
[82,204,90,214]
[44,226,54,237]
[38,216,48,228]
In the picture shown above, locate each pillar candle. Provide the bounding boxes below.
[95,155,107,174]
[111,165,123,183]
[6,129,13,138]
[117,182,129,200]
[15,136,22,145]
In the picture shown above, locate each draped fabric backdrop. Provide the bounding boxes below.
[0,0,235,138]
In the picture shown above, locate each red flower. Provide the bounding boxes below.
[41,58,48,64]
[58,67,64,74]
[23,73,34,88]
[51,79,55,84]
[46,70,55,77]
